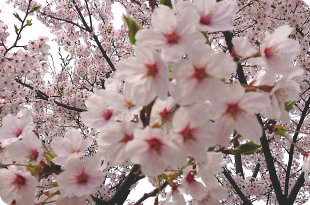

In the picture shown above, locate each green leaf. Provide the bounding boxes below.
[123,15,140,45]
[231,141,261,155]
[30,3,40,13]
[200,31,213,45]
[273,125,288,137]
[285,101,296,112]
[14,24,20,34]
[159,0,172,8]
[26,19,32,26]
[207,145,217,151]
[13,12,22,22]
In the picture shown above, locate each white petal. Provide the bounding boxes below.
[236,114,263,141]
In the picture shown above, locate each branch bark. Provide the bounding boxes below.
[15,78,86,112]
[133,181,168,205]
[258,116,286,205]
[285,96,310,198]
[223,168,253,205]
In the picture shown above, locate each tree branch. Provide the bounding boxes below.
[234,139,244,178]
[287,172,305,205]
[72,0,116,72]
[15,79,86,112]
[133,181,168,205]
[92,165,144,205]
[223,168,253,205]
[285,97,310,198]
[258,116,286,204]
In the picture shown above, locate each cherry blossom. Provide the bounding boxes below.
[135,5,205,61]
[179,166,207,200]
[0,0,309,204]
[170,107,215,162]
[256,25,303,75]
[171,41,236,105]
[212,84,269,145]
[57,156,104,197]
[0,109,34,147]
[253,70,302,123]
[126,126,185,176]
[6,130,43,165]
[51,128,93,165]
[0,166,37,205]
[115,46,169,106]
[303,154,310,181]
[177,0,239,32]
[97,122,138,165]
[80,89,120,131]
[150,97,176,130]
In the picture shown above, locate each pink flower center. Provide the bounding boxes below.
[28,149,39,161]
[70,148,81,154]
[76,170,88,184]
[193,67,209,82]
[163,31,180,45]
[199,13,213,26]
[159,108,171,121]
[180,125,196,142]
[13,174,26,187]
[14,128,23,138]
[145,64,158,77]
[119,133,134,143]
[264,46,278,59]
[124,98,135,109]
[101,110,113,120]
[146,137,163,153]
[225,102,243,119]
[185,171,196,183]
[275,88,288,102]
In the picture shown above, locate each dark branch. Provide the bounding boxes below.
[287,173,305,205]
[223,168,253,205]
[285,97,310,198]
[133,181,168,205]
[15,79,86,112]
[258,116,286,204]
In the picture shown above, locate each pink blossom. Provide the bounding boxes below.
[177,0,238,32]
[170,107,215,162]
[212,84,269,145]
[57,156,105,197]
[0,109,34,147]
[179,166,207,200]
[81,89,120,131]
[303,155,310,181]
[150,97,176,130]
[257,25,303,75]
[0,166,37,205]
[51,128,93,165]
[97,122,137,165]
[171,42,235,105]
[115,46,169,106]
[6,130,43,165]
[135,5,205,62]
[126,126,185,176]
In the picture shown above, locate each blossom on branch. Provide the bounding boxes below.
[0,166,37,205]
[135,5,205,62]
[126,126,185,176]
[212,84,269,145]
[115,46,169,106]
[0,109,34,147]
